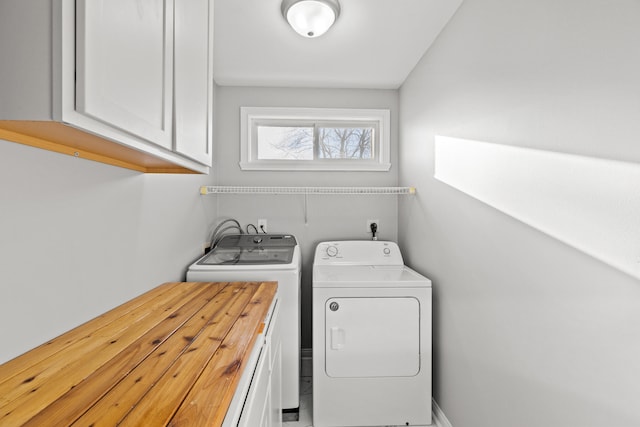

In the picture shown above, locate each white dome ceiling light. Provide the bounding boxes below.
[281,0,341,38]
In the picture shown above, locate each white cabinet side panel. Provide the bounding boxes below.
[0,1,53,119]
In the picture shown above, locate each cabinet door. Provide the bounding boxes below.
[237,347,271,427]
[267,302,282,427]
[174,0,214,166]
[269,339,283,427]
[75,0,173,149]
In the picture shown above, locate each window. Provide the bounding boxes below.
[240,107,391,171]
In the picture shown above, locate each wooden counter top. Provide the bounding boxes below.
[0,281,278,426]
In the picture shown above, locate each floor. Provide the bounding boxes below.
[283,353,313,426]
[283,375,313,427]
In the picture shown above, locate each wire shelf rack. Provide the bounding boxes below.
[199,186,416,195]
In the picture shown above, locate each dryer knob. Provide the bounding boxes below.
[326,246,338,257]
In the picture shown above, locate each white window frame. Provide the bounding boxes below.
[240,107,391,171]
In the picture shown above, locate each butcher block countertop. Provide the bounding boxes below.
[0,281,278,427]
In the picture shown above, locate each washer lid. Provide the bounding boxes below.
[313,265,431,288]
[217,234,297,249]
[197,247,294,265]
[197,234,298,266]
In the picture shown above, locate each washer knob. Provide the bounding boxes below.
[326,246,338,257]
[253,236,263,244]
[383,247,391,255]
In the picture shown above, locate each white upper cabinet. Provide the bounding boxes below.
[0,0,213,173]
[174,0,214,164]
[76,0,174,150]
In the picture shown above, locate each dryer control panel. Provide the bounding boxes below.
[314,241,404,266]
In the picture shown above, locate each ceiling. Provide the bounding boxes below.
[213,0,463,89]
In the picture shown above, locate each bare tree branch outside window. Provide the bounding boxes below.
[317,127,372,159]
[261,126,373,160]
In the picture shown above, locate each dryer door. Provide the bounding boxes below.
[325,297,420,378]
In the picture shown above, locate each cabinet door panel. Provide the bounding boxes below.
[269,341,282,427]
[76,0,173,149]
[174,0,213,165]
[237,347,270,427]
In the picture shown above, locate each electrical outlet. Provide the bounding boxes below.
[366,219,379,233]
[258,219,268,233]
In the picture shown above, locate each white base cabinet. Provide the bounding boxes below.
[225,298,283,427]
[0,0,213,174]
[239,344,271,427]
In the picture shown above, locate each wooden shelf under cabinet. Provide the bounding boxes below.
[0,121,201,174]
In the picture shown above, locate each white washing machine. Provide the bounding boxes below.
[313,240,432,427]
[187,234,301,413]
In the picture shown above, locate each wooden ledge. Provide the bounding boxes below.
[0,121,202,174]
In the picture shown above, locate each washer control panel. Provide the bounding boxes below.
[314,241,404,265]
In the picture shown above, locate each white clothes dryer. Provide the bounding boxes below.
[187,234,301,413]
[312,240,432,427]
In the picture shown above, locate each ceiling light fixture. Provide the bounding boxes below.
[281,0,341,38]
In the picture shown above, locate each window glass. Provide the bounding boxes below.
[317,127,374,160]
[257,125,314,160]
[241,107,390,171]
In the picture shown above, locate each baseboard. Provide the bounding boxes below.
[432,399,453,427]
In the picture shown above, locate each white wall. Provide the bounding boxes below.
[398,0,640,426]
[0,140,216,363]
[213,86,399,348]
[0,85,398,361]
